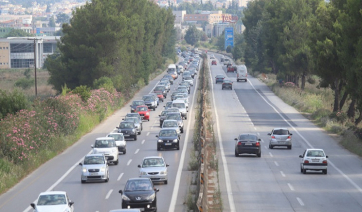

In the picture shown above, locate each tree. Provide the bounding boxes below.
[4,29,32,37]
[48,16,56,27]
[184,25,201,46]
[56,13,70,24]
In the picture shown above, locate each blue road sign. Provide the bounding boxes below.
[224,27,234,50]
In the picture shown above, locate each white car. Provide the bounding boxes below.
[30,191,74,212]
[92,137,119,165]
[183,76,194,86]
[107,133,126,154]
[299,149,328,174]
[138,156,169,184]
[79,154,109,183]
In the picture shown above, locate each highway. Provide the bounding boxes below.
[0,58,199,212]
[209,53,362,212]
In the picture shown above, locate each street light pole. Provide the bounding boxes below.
[28,38,42,96]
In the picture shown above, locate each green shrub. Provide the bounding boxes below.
[330,111,348,124]
[311,108,331,120]
[0,89,29,119]
[14,78,34,90]
[93,76,115,93]
[307,77,316,84]
[72,85,91,102]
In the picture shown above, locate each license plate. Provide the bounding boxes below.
[165,143,172,145]
[244,143,252,145]
[89,173,98,176]
[124,134,130,137]
[312,159,319,162]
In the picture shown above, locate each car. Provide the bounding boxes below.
[171,91,182,101]
[135,105,150,121]
[183,76,194,86]
[215,75,225,84]
[222,80,233,90]
[119,178,158,211]
[143,95,157,111]
[30,191,74,212]
[268,128,293,149]
[236,65,248,82]
[158,110,170,127]
[220,56,225,62]
[227,64,236,72]
[117,121,138,140]
[167,64,178,79]
[163,101,173,110]
[138,156,169,184]
[299,149,328,174]
[158,81,170,91]
[153,85,167,98]
[162,74,174,85]
[123,117,142,135]
[107,133,126,154]
[178,85,190,94]
[125,113,142,123]
[234,133,261,157]
[79,154,110,183]
[212,60,217,65]
[223,58,231,65]
[156,128,180,150]
[146,93,160,106]
[92,137,119,164]
[165,112,184,133]
[176,87,189,95]
[210,55,215,59]
[154,92,164,102]
[179,81,191,90]
[172,99,188,119]
[130,100,145,113]
[162,119,181,135]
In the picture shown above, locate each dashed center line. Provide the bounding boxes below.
[142,139,145,144]
[146,132,150,136]
[274,161,279,166]
[287,183,294,191]
[105,189,113,199]
[151,126,154,130]
[127,159,132,166]
[134,149,139,154]
[269,152,273,157]
[296,197,305,206]
[117,173,124,181]
[280,171,286,177]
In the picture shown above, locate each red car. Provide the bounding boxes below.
[212,60,217,65]
[227,64,236,72]
[136,105,150,121]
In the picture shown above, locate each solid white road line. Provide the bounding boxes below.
[127,159,132,166]
[168,61,200,212]
[274,161,279,167]
[296,197,305,206]
[269,152,273,157]
[105,189,113,199]
[146,132,150,136]
[248,80,362,194]
[134,149,139,154]
[142,139,145,144]
[287,183,294,191]
[280,171,286,177]
[117,173,124,181]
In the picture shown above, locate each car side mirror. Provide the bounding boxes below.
[138,165,141,168]
[91,145,94,148]
[290,133,293,135]
[258,139,261,141]
[166,164,169,167]
[267,133,271,135]
[154,188,159,192]
[234,138,238,141]
[156,135,159,137]
[299,155,303,158]
[119,190,123,194]
[122,118,124,120]
[326,156,328,158]
[30,203,35,209]
[116,126,119,129]
[79,163,82,166]
[69,202,74,206]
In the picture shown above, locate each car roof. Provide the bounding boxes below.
[160,128,177,132]
[306,148,324,151]
[273,128,288,130]
[126,113,140,115]
[127,178,152,181]
[121,121,134,124]
[38,191,67,196]
[108,133,124,136]
[96,137,114,141]
[239,133,257,136]
[163,119,177,122]
[172,100,186,103]
[143,156,163,160]
[86,153,105,157]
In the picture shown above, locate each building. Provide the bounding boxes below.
[184,11,234,25]
[0,36,60,69]
[172,10,186,25]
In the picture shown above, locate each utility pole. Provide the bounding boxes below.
[28,38,42,96]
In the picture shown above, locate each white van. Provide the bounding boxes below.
[167,64,178,78]
[172,99,188,119]
[236,65,248,82]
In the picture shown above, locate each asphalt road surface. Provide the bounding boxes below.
[209,53,362,212]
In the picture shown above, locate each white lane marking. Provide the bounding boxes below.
[105,189,113,199]
[261,139,264,143]
[209,64,236,211]
[254,127,257,131]
[151,126,153,130]
[23,150,92,212]
[154,120,158,124]
[287,183,294,191]
[169,61,200,212]
[142,139,145,144]
[280,171,286,177]
[248,80,362,194]
[269,152,273,157]
[127,159,132,166]
[117,173,124,181]
[297,197,305,206]
[134,149,139,154]
[274,161,279,166]
[257,132,260,136]
[147,132,150,136]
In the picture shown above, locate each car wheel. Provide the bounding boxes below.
[237,79,239,82]
[245,79,248,82]
[148,119,150,121]
[185,116,187,120]
[181,128,183,133]
[114,158,119,165]
[138,131,141,135]
[288,145,292,149]
[269,144,273,149]
[134,135,137,141]
[177,143,180,150]
[105,172,109,182]
[303,169,307,174]
[153,107,156,111]
[300,165,303,173]
[222,87,224,90]
[257,152,261,157]
[164,180,168,184]
[157,146,160,151]
[123,149,126,154]
[323,169,327,174]
[81,180,86,184]
[235,150,238,157]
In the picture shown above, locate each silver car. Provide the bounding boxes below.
[268,128,293,149]
[138,156,169,184]
[162,120,181,135]
[123,117,142,135]
[79,154,109,183]
[107,133,126,154]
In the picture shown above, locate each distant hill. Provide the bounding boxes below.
[8,0,84,6]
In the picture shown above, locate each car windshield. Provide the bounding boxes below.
[124,118,137,123]
[136,107,148,112]
[120,122,133,128]
[37,194,67,206]
[132,101,143,106]
[273,129,289,135]
[167,114,181,120]
[154,86,164,91]
[142,158,165,167]
[173,103,185,108]
[125,180,152,191]
[239,134,257,141]
[163,121,178,128]
[126,114,138,118]
[306,150,325,157]
[159,130,177,137]
[161,111,168,116]
[166,102,172,107]
[216,75,224,78]
[84,156,105,165]
[107,134,124,141]
[185,77,192,80]
[95,139,116,148]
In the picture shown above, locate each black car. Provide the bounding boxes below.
[222,80,233,90]
[143,95,157,111]
[117,121,137,140]
[156,129,180,150]
[119,178,158,212]
[234,133,261,157]
[158,110,170,127]
[130,100,145,113]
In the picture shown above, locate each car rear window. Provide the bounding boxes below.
[273,129,289,135]
[239,134,257,141]
[306,150,325,157]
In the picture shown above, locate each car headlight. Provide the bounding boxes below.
[146,112,149,115]
[140,171,147,175]
[132,129,136,132]
[160,170,167,175]
[122,195,130,201]
[146,193,155,201]
[100,167,106,172]
[82,168,87,173]
[173,139,178,143]
[63,209,71,212]
[158,139,163,143]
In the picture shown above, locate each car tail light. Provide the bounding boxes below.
[271,136,275,139]
[237,141,242,146]
[287,136,291,139]
[323,160,327,164]
[246,73,248,77]
[304,160,309,163]
[255,142,260,147]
